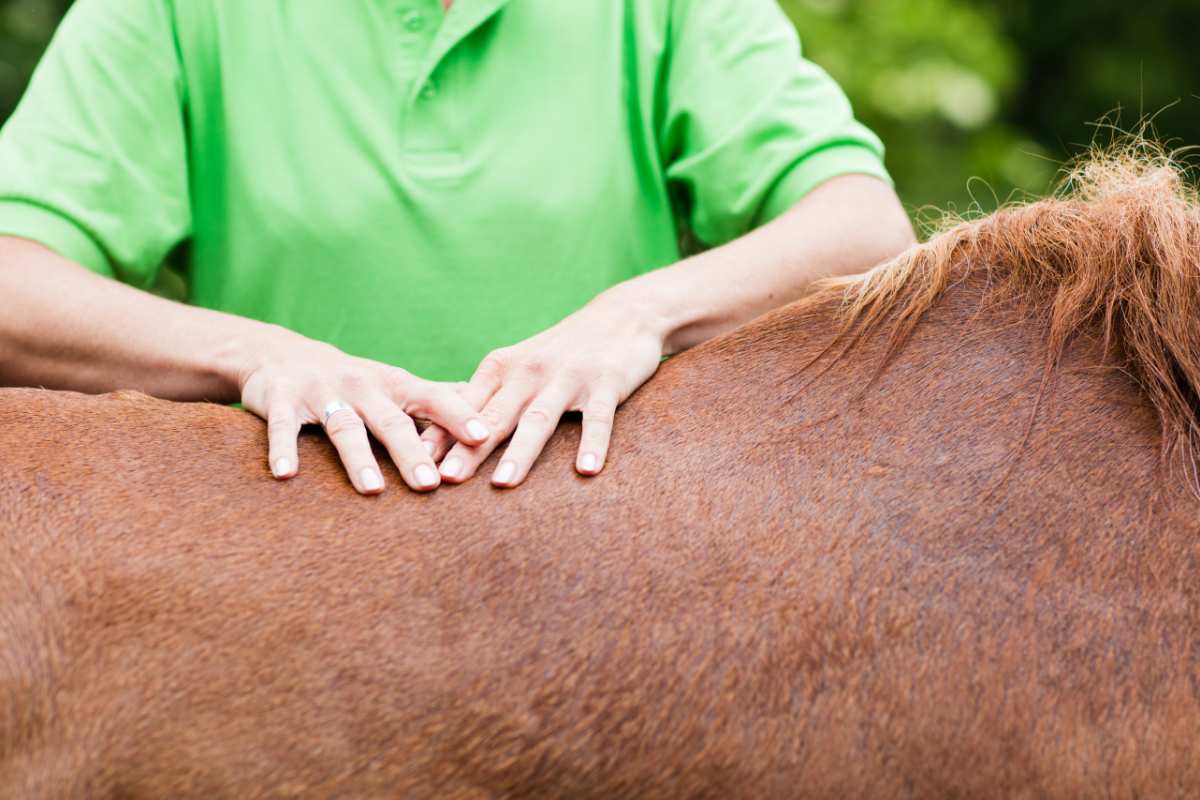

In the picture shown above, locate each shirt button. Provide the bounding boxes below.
[401,10,425,32]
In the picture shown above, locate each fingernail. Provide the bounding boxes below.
[440,456,463,480]
[415,464,438,488]
[273,457,291,478]
[466,419,489,442]
[579,453,598,473]
[423,440,436,457]
[493,461,516,485]
[360,468,383,492]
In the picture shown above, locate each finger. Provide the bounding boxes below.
[576,389,619,476]
[438,383,532,484]
[405,380,493,448]
[419,367,504,458]
[319,401,385,495]
[421,424,455,463]
[266,400,301,480]
[359,396,440,492]
[465,351,506,405]
[491,385,573,488]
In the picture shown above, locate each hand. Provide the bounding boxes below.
[421,289,666,488]
[238,327,491,495]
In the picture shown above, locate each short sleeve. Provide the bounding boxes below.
[0,0,190,287]
[659,0,891,247]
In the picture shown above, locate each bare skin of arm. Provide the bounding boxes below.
[0,173,912,495]
[0,238,491,495]
[425,173,917,487]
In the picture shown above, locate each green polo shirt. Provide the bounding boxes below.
[0,0,890,381]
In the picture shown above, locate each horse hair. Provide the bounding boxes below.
[823,141,1200,492]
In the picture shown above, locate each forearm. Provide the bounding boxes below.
[608,174,915,355]
[0,236,493,494]
[0,235,268,401]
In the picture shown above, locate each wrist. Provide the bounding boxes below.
[202,315,296,398]
[592,279,675,353]
[600,261,724,357]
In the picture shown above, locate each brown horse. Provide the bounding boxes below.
[3,148,1199,798]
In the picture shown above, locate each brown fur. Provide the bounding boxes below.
[827,142,1200,489]
[2,149,1200,798]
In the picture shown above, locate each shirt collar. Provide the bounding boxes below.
[410,0,511,102]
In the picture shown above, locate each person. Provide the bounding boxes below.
[0,0,915,496]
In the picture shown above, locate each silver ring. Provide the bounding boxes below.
[321,400,354,427]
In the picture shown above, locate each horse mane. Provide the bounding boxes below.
[822,141,1200,489]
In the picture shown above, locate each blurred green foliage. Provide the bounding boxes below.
[781,0,1200,220]
[0,0,67,118]
[2,0,1198,222]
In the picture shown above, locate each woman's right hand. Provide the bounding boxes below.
[0,237,486,495]
[237,327,490,495]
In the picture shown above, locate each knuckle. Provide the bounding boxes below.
[263,382,297,408]
[424,381,456,402]
[384,369,417,400]
[297,378,325,401]
[422,426,448,444]
[375,413,417,438]
[265,393,298,415]
[402,394,432,419]
[517,358,549,381]
[520,407,554,427]
[267,412,297,431]
[267,416,297,435]
[325,413,366,437]
[476,351,509,378]
[480,406,508,429]
[581,410,613,430]
[407,383,450,416]
[339,373,369,396]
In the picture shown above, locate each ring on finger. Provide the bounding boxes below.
[322,400,355,428]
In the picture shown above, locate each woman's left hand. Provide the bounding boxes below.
[421,288,666,488]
